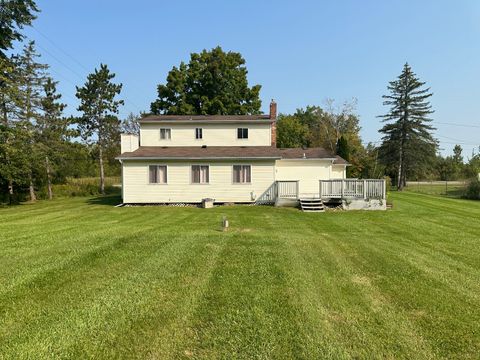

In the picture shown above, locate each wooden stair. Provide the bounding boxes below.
[299,198,325,212]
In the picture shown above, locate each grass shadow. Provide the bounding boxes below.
[86,195,122,206]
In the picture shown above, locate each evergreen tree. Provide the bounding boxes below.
[12,41,48,201]
[38,77,67,199]
[151,46,261,115]
[336,135,350,162]
[0,0,39,58]
[378,63,437,190]
[76,64,123,194]
[453,144,463,164]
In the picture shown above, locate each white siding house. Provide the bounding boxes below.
[116,101,379,206]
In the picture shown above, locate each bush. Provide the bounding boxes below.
[463,178,480,200]
[49,177,121,198]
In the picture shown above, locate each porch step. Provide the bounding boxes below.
[299,198,325,212]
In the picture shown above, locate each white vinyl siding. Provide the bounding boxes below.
[233,165,251,184]
[149,165,167,184]
[141,123,270,146]
[275,159,342,196]
[160,128,171,140]
[122,160,275,203]
[191,165,209,184]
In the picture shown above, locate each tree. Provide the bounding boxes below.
[378,63,437,190]
[0,0,39,58]
[76,64,123,194]
[120,112,141,136]
[453,144,463,164]
[151,46,261,115]
[336,136,350,162]
[38,77,67,199]
[10,41,48,201]
[276,114,308,148]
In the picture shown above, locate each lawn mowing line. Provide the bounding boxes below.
[280,224,436,359]
[348,235,480,358]
[394,192,480,216]
[349,217,480,304]
[0,231,207,358]
[184,229,309,358]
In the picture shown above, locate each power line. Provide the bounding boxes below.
[434,121,480,128]
[32,27,144,114]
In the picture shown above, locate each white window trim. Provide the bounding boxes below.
[148,165,168,185]
[237,128,249,140]
[195,127,203,140]
[190,164,210,185]
[232,164,252,184]
[159,128,172,140]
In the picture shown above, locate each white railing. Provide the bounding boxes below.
[319,179,386,199]
[276,180,299,199]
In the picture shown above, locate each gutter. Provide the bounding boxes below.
[115,156,282,161]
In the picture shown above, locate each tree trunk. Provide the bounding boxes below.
[8,180,14,204]
[28,170,36,202]
[46,156,53,200]
[99,146,105,195]
[397,148,403,191]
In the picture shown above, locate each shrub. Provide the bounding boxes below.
[463,178,480,200]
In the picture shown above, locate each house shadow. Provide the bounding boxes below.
[86,195,122,206]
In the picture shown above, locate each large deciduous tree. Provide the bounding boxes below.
[378,63,437,190]
[276,114,308,148]
[0,0,39,58]
[76,64,123,194]
[151,46,262,115]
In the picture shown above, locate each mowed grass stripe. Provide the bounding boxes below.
[0,193,479,358]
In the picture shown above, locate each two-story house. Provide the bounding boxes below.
[117,101,350,205]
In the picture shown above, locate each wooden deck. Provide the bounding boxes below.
[256,179,386,204]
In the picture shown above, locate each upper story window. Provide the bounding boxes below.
[160,128,171,140]
[237,128,248,139]
[149,165,167,184]
[233,165,251,184]
[195,128,203,139]
[191,165,209,184]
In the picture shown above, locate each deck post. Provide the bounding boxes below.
[363,179,366,199]
[319,180,322,199]
[296,181,299,199]
[341,179,344,198]
[383,179,386,200]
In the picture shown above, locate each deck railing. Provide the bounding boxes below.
[276,180,299,199]
[319,179,386,199]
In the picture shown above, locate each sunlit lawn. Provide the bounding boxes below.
[1,192,479,359]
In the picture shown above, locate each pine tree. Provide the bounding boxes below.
[38,77,67,199]
[0,0,39,58]
[76,64,123,194]
[378,63,437,190]
[13,41,48,201]
[336,136,350,162]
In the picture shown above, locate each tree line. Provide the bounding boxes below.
[1,1,479,204]
[276,64,480,190]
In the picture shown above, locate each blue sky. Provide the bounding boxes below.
[22,0,480,158]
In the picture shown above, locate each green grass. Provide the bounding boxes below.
[1,193,479,359]
[404,182,466,198]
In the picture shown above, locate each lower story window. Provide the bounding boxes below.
[192,165,209,184]
[233,165,251,183]
[149,165,167,184]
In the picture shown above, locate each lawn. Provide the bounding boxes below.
[1,193,479,359]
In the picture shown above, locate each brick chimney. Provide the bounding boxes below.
[269,99,277,147]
